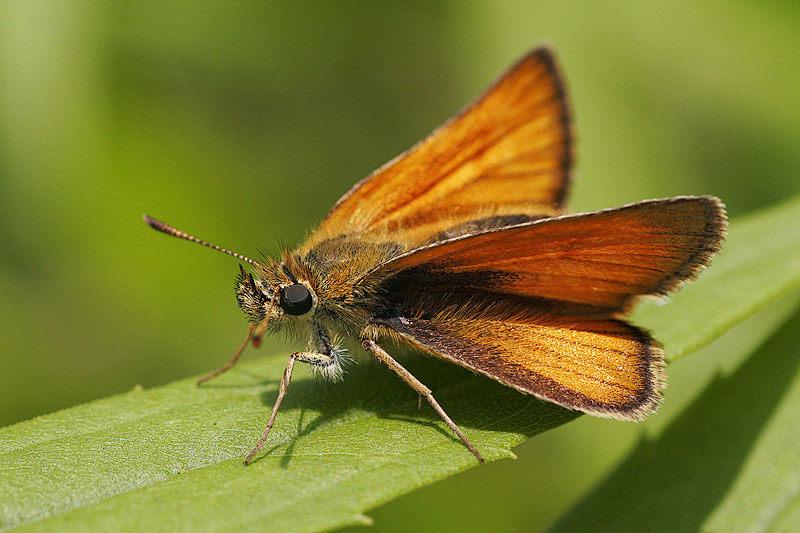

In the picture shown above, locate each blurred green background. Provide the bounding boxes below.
[1,1,798,531]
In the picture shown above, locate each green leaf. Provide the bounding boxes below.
[3,195,800,532]
[1,354,579,532]
[548,304,800,533]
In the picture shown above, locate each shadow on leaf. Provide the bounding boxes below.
[247,344,580,466]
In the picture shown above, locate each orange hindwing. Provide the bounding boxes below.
[372,302,665,420]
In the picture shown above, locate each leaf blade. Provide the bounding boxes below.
[4,195,800,532]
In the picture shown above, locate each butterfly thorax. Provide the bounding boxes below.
[293,236,405,330]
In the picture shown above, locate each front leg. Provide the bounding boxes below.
[244,350,335,464]
[244,320,337,464]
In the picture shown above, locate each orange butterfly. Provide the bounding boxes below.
[146,47,726,464]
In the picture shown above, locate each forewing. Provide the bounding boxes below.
[371,196,727,312]
[308,47,572,248]
[372,304,664,420]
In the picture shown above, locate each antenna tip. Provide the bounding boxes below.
[143,213,157,227]
[143,214,171,234]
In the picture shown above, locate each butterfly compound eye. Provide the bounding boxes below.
[279,283,313,315]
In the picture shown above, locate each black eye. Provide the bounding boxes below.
[279,283,313,315]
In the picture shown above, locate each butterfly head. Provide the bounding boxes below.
[234,257,322,347]
[236,260,316,318]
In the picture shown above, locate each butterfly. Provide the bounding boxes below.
[145,46,727,464]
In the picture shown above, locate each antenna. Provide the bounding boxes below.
[143,214,260,266]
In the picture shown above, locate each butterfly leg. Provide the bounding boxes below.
[361,339,484,462]
[243,349,337,465]
[244,321,340,464]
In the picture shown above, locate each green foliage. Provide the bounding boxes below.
[3,195,799,532]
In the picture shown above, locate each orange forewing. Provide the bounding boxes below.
[368,197,726,312]
[307,48,571,249]
[373,304,664,420]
